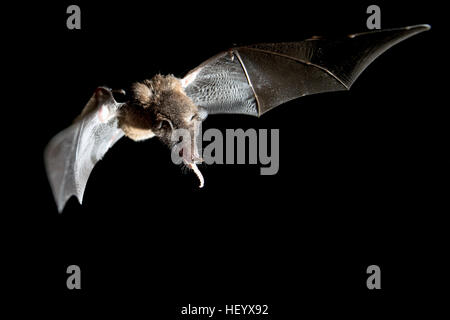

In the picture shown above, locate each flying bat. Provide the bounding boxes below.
[44,24,430,212]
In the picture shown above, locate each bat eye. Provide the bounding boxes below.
[190,114,201,122]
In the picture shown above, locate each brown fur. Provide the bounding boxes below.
[131,82,153,106]
[118,74,199,143]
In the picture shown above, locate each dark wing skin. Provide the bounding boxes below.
[182,24,430,116]
[44,88,124,212]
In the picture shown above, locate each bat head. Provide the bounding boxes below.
[119,74,207,186]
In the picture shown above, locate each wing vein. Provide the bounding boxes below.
[233,50,262,116]
[241,47,349,90]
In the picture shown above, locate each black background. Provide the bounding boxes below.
[4,0,445,317]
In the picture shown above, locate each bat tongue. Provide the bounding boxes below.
[188,162,204,188]
[178,130,204,188]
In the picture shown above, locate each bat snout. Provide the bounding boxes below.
[174,140,203,165]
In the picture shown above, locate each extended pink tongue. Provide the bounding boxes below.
[188,163,204,188]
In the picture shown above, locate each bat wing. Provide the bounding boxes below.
[44,87,124,212]
[182,24,430,117]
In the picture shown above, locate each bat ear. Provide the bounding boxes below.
[131,81,153,105]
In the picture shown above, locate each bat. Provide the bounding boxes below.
[44,24,430,212]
